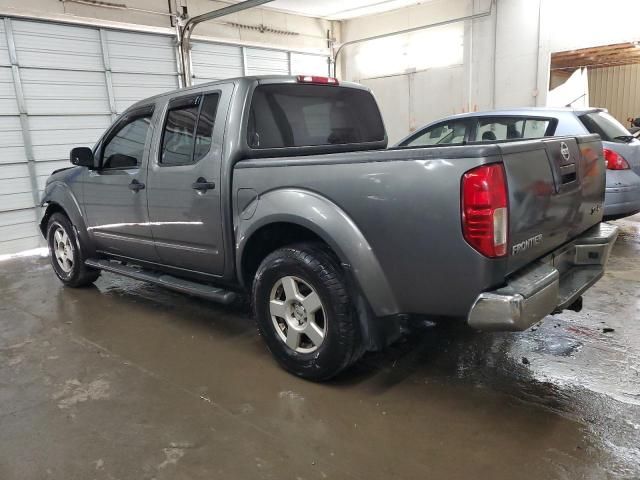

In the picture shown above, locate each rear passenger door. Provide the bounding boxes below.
[146,85,232,276]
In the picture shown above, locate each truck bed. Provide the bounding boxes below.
[233,134,605,318]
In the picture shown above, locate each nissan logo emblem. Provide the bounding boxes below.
[560,142,570,161]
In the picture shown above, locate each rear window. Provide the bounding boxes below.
[247,84,385,149]
[579,111,630,142]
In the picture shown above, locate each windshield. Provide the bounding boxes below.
[247,84,385,149]
[578,111,632,142]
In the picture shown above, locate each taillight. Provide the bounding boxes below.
[296,75,339,85]
[462,163,508,258]
[603,148,630,170]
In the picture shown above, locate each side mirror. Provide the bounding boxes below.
[70,147,94,167]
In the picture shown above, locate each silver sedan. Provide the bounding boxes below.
[396,108,640,219]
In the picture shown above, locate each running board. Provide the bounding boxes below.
[85,258,237,305]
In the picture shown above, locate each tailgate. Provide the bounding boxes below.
[499,134,605,274]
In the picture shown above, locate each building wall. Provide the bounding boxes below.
[589,64,640,126]
[341,0,640,140]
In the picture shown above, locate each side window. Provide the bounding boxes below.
[522,118,551,138]
[102,115,152,169]
[161,103,199,166]
[160,93,219,166]
[475,117,524,141]
[194,94,219,162]
[474,117,551,142]
[405,121,468,147]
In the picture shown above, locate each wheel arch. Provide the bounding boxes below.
[40,182,95,257]
[236,188,399,318]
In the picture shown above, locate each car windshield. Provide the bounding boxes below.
[578,111,632,142]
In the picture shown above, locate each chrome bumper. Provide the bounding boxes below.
[467,223,618,331]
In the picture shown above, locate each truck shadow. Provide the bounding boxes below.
[331,320,575,414]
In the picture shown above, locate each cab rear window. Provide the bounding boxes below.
[247,84,385,149]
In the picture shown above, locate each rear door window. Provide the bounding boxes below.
[160,93,220,166]
[403,120,469,147]
[247,84,385,149]
[578,111,632,142]
[161,103,199,166]
[473,117,552,142]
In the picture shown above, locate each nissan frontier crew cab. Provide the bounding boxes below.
[40,75,618,381]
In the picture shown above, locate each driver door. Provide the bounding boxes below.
[83,104,160,262]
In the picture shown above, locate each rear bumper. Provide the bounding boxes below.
[467,223,618,331]
[604,170,640,217]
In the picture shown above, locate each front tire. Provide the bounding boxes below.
[47,213,99,287]
[252,243,362,381]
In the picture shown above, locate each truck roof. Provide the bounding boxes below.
[127,75,368,111]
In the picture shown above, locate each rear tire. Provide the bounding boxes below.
[252,243,362,381]
[47,212,100,287]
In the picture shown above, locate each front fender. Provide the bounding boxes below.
[40,181,95,257]
[236,188,399,317]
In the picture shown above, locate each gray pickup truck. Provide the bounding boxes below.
[40,75,618,380]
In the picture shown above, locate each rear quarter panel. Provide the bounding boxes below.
[233,147,507,317]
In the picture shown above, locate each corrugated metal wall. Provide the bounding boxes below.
[589,64,640,126]
[0,18,39,254]
[0,16,329,256]
[190,40,328,84]
[191,42,243,84]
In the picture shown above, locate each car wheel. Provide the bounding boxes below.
[47,212,100,287]
[252,243,362,381]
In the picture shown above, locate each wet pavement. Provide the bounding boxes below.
[1,216,639,479]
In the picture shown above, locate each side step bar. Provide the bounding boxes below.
[85,258,238,305]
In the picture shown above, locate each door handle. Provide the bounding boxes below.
[128,179,145,192]
[192,177,216,192]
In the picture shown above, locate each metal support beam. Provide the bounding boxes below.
[99,29,118,121]
[3,18,43,230]
[241,46,248,76]
[179,0,274,85]
[173,22,184,88]
[332,3,494,78]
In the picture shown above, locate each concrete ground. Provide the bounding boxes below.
[1,217,639,480]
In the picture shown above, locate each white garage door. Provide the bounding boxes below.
[105,29,179,113]
[191,39,328,84]
[0,16,329,256]
[191,42,243,84]
[0,19,40,255]
[0,17,180,255]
